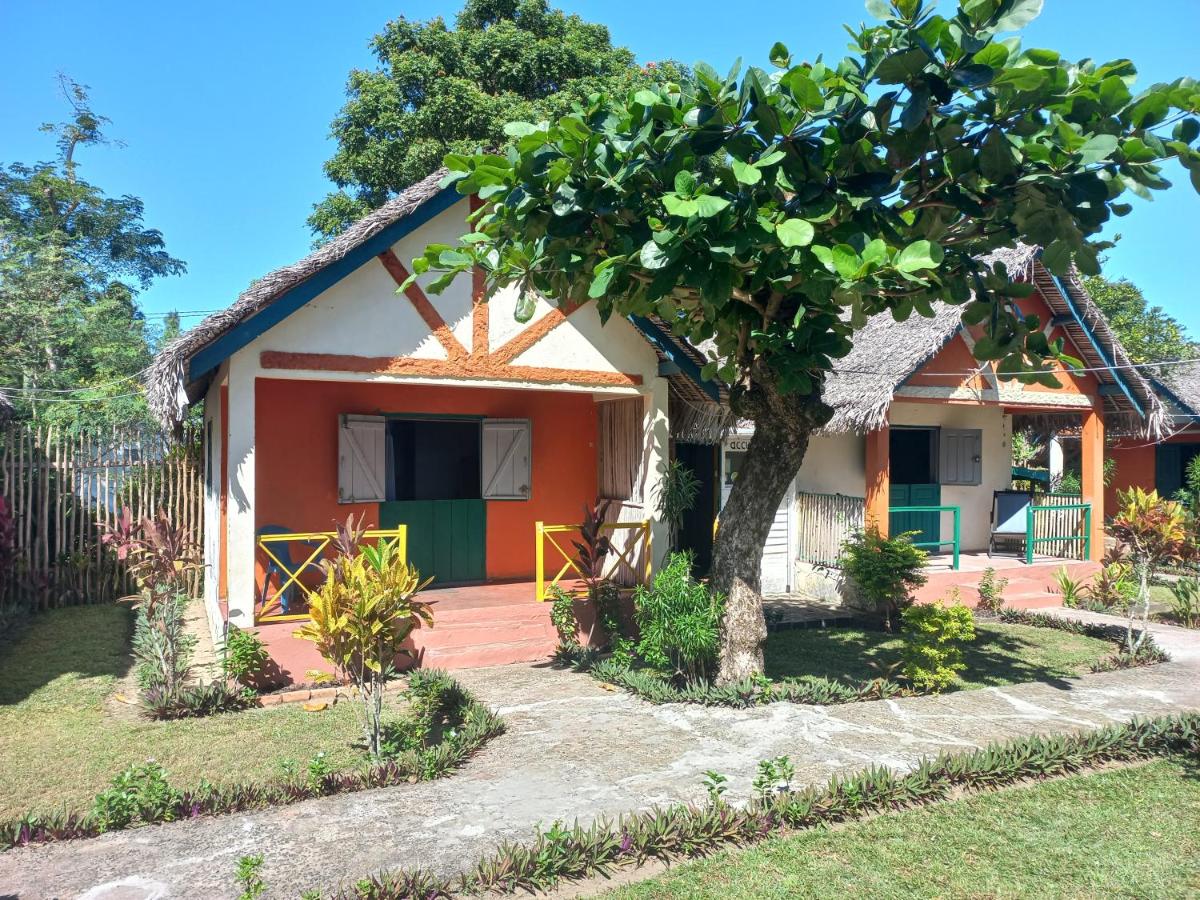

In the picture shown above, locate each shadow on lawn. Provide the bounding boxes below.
[0,603,135,706]
[764,624,1096,692]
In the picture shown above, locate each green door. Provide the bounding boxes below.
[379,500,486,585]
[890,483,941,548]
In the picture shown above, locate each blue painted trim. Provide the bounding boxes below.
[1048,272,1144,418]
[629,315,722,402]
[188,187,464,381]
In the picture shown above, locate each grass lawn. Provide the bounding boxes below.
[606,758,1200,899]
[0,604,389,818]
[765,621,1115,690]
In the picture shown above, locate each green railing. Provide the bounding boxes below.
[1025,502,1091,564]
[889,505,960,570]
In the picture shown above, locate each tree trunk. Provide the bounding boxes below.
[711,371,831,684]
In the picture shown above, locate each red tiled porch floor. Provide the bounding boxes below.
[252,580,569,685]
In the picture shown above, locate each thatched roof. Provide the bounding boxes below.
[820,244,1165,437]
[146,170,450,426]
[1154,364,1200,421]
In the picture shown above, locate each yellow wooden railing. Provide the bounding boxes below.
[534,520,652,601]
[255,526,407,624]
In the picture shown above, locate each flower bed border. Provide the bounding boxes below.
[2,670,503,850]
[342,713,1200,899]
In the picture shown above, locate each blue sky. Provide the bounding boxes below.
[2,0,1198,335]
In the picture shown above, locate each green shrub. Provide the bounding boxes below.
[222,625,271,686]
[547,584,580,657]
[633,551,724,681]
[840,527,927,630]
[91,761,182,832]
[976,567,1008,613]
[901,599,976,692]
[1167,576,1200,628]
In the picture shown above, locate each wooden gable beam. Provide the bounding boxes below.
[378,249,468,361]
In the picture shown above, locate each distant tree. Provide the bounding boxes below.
[0,76,185,428]
[309,0,679,238]
[1084,274,1195,364]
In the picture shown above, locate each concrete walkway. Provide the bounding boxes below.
[3,611,1198,900]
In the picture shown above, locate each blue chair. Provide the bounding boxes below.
[989,491,1033,558]
[257,525,324,615]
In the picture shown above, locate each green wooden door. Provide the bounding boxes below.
[890,484,941,548]
[379,500,486,585]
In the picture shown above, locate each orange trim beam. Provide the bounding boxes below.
[1080,405,1105,562]
[469,195,489,357]
[377,250,468,360]
[259,351,642,388]
[491,301,584,364]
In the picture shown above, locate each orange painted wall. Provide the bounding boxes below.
[254,378,599,580]
[1107,429,1200,511]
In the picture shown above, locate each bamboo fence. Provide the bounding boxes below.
[795,491,866,566]
[0,424,204,612]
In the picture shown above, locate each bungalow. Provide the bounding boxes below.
[148,171,731,679]
[148,172,1160,678]
[687,246,1164,603]
[1107,367,1200,508]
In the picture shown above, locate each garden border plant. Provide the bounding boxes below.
[1,670,503,850]
[338,713,1200,899]
[995,607,1170,671]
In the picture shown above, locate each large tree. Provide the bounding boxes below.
[1084,273,1194,364]
[309,0,679,237]
[411,0,1200,681]
[0,77,186,428]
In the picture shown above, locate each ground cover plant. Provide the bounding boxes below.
[0,605,501,827]
[338,713,1200,899]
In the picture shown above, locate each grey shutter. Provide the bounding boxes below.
[939,429,982,486]
[338,415,387,503]
[482,419,531,499]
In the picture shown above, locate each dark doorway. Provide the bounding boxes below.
[889,427,941,547]
[389,418,481,501]
[674,443,719,575]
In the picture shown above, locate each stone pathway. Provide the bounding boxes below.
[3,611,1198,899]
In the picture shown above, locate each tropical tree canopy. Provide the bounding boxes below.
[0,78,186,427]
[411,0,1200,681]
[1084,274,1195,365]
[309,0,680,237]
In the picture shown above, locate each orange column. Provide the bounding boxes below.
[1081,405,1105,562]
[865,424,891,536]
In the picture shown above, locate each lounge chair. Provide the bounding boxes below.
[988,490,1033,558]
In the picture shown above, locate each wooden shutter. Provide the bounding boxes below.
[338,414,387,503]
[482,419,531,500]
[939,429,982,486]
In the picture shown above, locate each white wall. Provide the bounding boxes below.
[224,351,257,628]
[889,402,1012,550]
[794,433,866,497]
[201,374,225,645]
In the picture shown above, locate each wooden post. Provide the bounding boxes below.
[1081,405,1105,562]
[865,424,891,536]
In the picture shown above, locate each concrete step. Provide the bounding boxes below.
[428,602,554,627]
[419,637,557,670]
[413,619,559,650]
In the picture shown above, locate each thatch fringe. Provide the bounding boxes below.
[145,170,449,427]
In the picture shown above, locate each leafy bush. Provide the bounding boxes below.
[133,592,196,701]
[235,854,267,900]
[91,761,182,831]
[1167,577,1200,628]
[294,537,433,757]
[142,679,253,720]
[976,567,1008,613]
[547,584,580,658]
[633,551,724,681]
[1052,566,1088,608]
[1090,556,1137,610]
[840,527,927,630]
[900,599,976,692]
[100,507,199,602]
[221,624,271,687]
[656,460,701,551]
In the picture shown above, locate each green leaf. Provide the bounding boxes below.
[785,72,824,110]
[1041,240,1073,276]
[865,0,893,19]
[861,238,888,268]
[633,89,661,107]
[693,195,731,217]
[875,48,928,84]
[732,160,762,185]
[502,122,539,138]
[588,263,615,298]
[776,218,815,247]
[1077,134,1119,166]
[950,64,995,88]
[831,244,861,280]
[992,67,1047,91]
[895,240,944,273]
[993,0,1043,32]
[980,129,1016,182]
[674,170,697,195]
[662,194,699,217]
[514,288,538,323]
[900,83,930,132]
[1173,118,1200,145]
[640,240,673,270]
[769,42,791,68]
[1023,47,1059,66]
